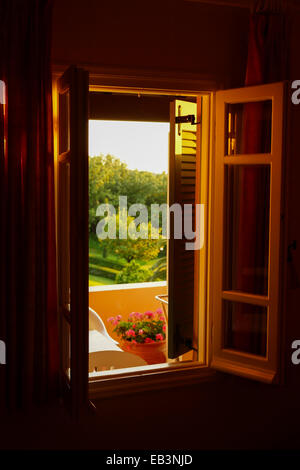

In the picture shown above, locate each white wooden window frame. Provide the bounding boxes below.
[211,82,284,383]
[86,82,212,397]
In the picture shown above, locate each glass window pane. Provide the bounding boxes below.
[223,165,270,296]
[59,91,70,154]
[223,300,267,357]
[225,100,272,156]
[61,314,71,380]
[58,161,70,306]
[0,81,5,159]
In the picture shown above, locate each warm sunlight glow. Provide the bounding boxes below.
[89,120,169,174]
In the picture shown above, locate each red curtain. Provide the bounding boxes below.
[231,0,287,355]
[0,0,59,409]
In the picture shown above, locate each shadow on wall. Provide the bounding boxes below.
[52,0,249,89]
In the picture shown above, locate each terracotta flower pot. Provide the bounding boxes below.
[120,340,167,365]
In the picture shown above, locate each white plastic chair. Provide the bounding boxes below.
[89,307,119,344]
[88,307,146,372]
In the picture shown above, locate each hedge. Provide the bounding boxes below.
[88,263,118,280]
[89,255,125,271]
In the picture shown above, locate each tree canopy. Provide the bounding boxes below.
[89,155,167,234]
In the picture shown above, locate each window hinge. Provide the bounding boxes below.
[183,337,198,353]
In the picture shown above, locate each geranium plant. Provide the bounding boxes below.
[108,309,166,344]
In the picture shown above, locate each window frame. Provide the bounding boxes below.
[85,77,214,398]
[211,82,285,383]
[53,67,286,401]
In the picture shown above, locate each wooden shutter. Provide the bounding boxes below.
[168,99,201,358]
[57,66,89,413]
[211,82,284,383]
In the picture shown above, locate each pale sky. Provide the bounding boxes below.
[89,120,169,174]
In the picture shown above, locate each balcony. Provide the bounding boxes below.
[88,281,193,375]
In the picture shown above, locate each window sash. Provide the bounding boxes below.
[211,82,284,383]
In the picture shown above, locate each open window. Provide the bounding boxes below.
[211,82,284,383]
[55,65,285,404]
[86,90,208,373]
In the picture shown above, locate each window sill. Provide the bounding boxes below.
[89,361,217,400]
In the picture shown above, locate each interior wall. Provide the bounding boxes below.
[43,0,300,450]
[52,0,249,89]
[89,92,196,121]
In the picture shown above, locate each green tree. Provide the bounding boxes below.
[97,212,166,263]
[116,260,152,284]
[150,256,167,281]
[89,155,127,232]
[121,169,167,209]
[89,155,167,234]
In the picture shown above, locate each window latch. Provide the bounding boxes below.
[175,114,201,126]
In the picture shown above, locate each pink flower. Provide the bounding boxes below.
[163,325,166,332]
[135,312,143,320]
[145,311,154,318]
[116,315,122,321]
[127,329,136,337]
[156,308,163,315]
[145,337,154,343]
[139,329,144,335]
[132,324,136,328]
[113,319,119,325]
[159,316,165,322]
[156,333,164,341]
[107,317,115,323]
[129,312,136,318]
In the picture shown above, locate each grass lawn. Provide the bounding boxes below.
[89,274,116,287]
[88,234,166,286]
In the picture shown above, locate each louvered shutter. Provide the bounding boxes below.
[168,99,200,358]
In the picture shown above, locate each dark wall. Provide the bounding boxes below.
[44,0,300,450]
[52,0,249,88]
[1,374,300,449]
[89,92,185,122]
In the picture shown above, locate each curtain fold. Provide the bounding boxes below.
[232,0,287,355]
[0,0,59,409]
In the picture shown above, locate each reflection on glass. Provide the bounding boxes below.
[225,100,272,155]
[58,161,71,307]
[0,104,4,158]
[223,300,267,357]
[223,165,270,296]
[59,91,70,154]
[62,315,71,380]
